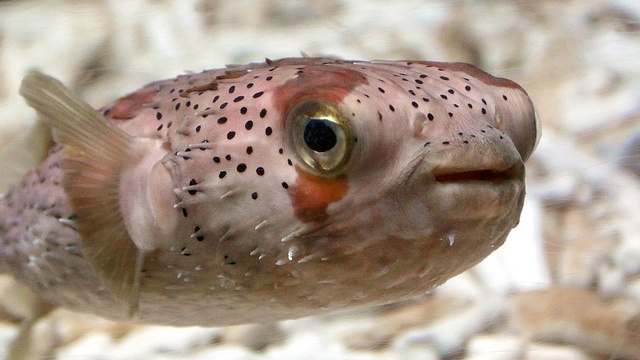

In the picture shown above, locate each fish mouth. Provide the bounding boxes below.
[433,162,523,184]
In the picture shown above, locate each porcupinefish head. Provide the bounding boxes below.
[10,57,539,325]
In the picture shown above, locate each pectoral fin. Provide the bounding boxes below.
[20,71,144,317]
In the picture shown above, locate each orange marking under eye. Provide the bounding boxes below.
[291,168,348,223]
[107,88,157,120]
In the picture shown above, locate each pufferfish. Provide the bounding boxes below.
[0,57,539,326]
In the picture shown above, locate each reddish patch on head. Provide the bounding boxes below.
[272,65,369,119]
[273,65,363,222]
[107,88,157,120]
[290,167,348,223]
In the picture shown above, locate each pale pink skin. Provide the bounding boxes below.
[0,58,538,326]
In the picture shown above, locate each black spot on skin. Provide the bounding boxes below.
[175,103,181,110]
[415,79,424,84]
[182,208,188,217]
[448,89,455,94]
[251,192,258,200]
[194,104,199,110]
[229,85,235,93]
[245,120,253,130]
[419,74,428,78]
[196,125,201,132]
[282,182,289,189]
[278,148,284,154]
[237,163,247,172]
[408,90,416,96]
[442,141,450,145]
[468,103,473,109]
[423,142,431,147]
[266,76,273,81]
[463,140,469,144]
[448,112,454,117]
[246,146,253,154]
[225,154,232,161]
[240,107,247,114]
[197,235,204,241]
[411,101,418,108]
[181,247,191,256]
[440,76,449,81]
[260,108,267,118]
[217,117,228,124]
[186,101,191,107]
[213,156,221,163]
[465,85,471,91]
[219,171,227,178]
[213,95,219,103]
[423,97,430,102]
[440,94,448,100]
[247,83,254,88]
[157,124,163,131]
[233,96,244,103]
[482,108,487,114]
[220,102,228,109]
[427,113,434,121]
[256,167,265,176]
[156,112,162,120]
[253,91,264,98]
[482,99,487,105]
[188,179,198,195]
[265,127,273,136]
[503,95,508,101]
[378,87,385,93]
[287,159,293,166]
[224,255,237,265]
[389,104,395,112]
[227,131,236,140]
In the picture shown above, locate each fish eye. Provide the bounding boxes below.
[288,100,353,176]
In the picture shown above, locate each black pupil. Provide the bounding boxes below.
[303,119,337,152]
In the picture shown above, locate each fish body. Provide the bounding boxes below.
[0,58,539,326]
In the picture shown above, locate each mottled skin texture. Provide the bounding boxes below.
[0,58,538,326]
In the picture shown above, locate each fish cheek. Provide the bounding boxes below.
[289,167,348,223]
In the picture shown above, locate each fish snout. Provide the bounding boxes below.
[412,128,526,222]
[491,89,541,163]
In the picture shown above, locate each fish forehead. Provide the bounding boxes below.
[104,57,522,150]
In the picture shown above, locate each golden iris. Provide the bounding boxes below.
[287,100,353,176]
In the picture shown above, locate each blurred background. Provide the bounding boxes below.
[0,0,639,359]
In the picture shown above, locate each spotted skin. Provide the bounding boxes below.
[0,58,539,326]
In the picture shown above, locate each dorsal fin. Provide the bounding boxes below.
[20,71,144,317]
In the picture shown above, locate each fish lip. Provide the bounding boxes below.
[432,161,524,184]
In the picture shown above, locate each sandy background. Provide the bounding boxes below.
[0,0,639,359]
